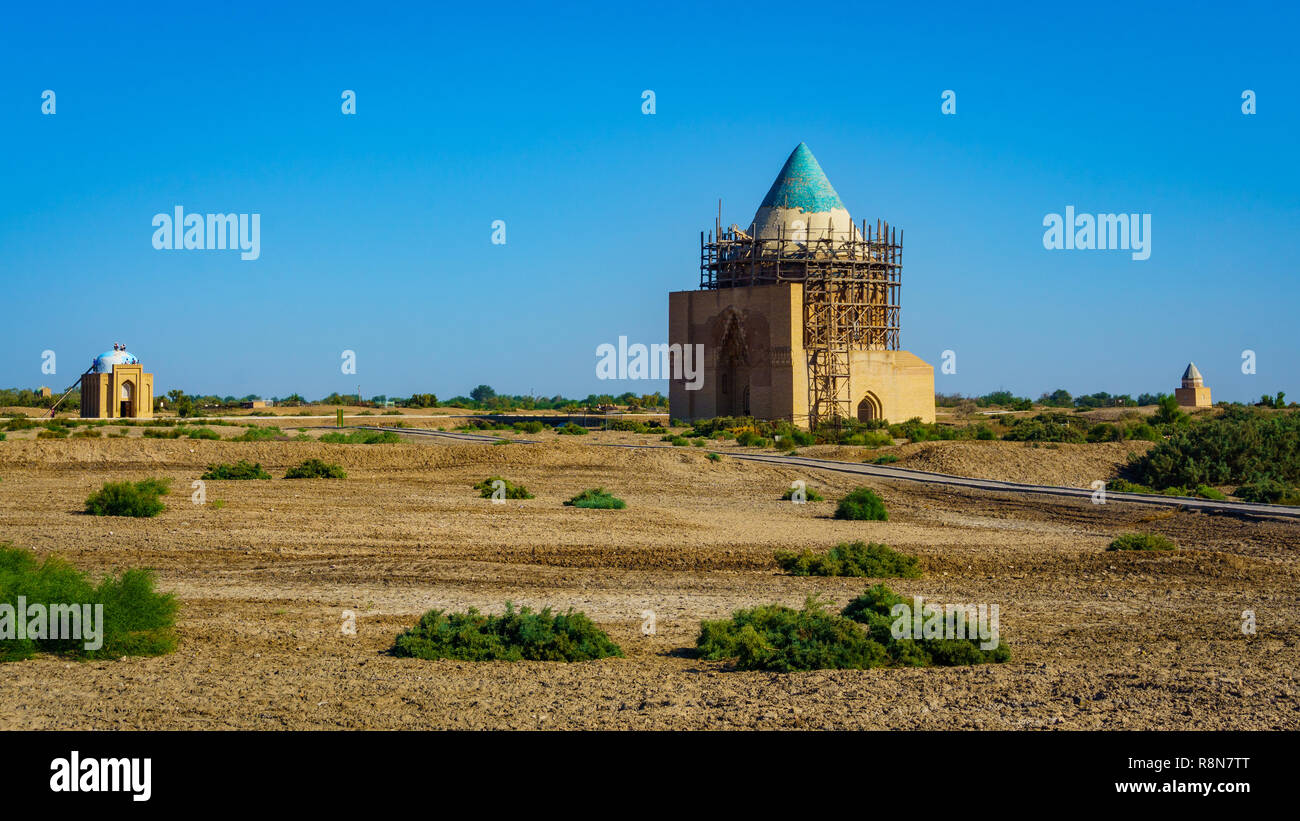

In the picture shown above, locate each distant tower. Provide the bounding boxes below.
[668,143,934,428]
[1175,362,1212,408]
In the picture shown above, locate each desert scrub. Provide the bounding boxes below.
[834,487,888,521]
[71,428,102,438]
[0,544,178,662]
[473,476,534,499]
[143,427,185,439]
[319,430,401,444]
[872,453,899,464]
[1234,478,1300,505]
[1108,532,1177,551]
[840,584,1010,666]
[706,452,721,461]
[556,422,588,435]
[391,603,623,662]
[185,426,220,440]
[564,488,625,509]
[200,460,272,480]
[84,478,170,517]
[775,541,921,578]
[232,425,282,442]
[1107,478,1226,500]
[284,459,347,479]
[37,429,68,439]
[697,596,888,672]
[781,486,825,502]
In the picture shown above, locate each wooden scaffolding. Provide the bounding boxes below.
[701,218,902,428]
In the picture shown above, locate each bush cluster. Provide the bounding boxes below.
[697,585,1009,671]
[284,459,347,479]
[0,544,178,661]
[774,541,921,578]
[473,477,533,499]
[201,461,272,480]
[84,478,170,517]
[319,430,401,444]
[1107,533,1177,551]
[564,488,625,509]
[834,487,888,521]
[391,603,623,662]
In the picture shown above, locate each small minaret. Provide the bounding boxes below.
[1175,362,1212,408]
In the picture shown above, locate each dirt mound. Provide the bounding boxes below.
[888,440,1154,487]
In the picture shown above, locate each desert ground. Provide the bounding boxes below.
[0,424,1297,730]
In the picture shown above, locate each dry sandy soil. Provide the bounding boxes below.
[0,435,1296,730]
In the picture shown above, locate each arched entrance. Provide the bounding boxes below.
[716,310,751,417]
[857,391,882,423]
[119,380,135,418]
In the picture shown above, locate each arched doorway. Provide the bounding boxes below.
[119,380,135,418]
[715,310,750,417]
[857,391,882,423]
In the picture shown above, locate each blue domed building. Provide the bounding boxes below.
[81,344,153,418]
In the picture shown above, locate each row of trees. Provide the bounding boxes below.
[937,388,1293,411]
[147,387,668,416]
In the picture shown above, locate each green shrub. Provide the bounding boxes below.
[706,452,721,461]
[391,603,623,662]
[284,459,347,479]
[473,476,534,499]
[606,420,647,433]
[1127,407,1300,490]
[873,453,899,464]
[84,478,170,517]
[735,430,771,447]
[143,427,185,439]
[233,425,283,442]
[565,488,625,509]
[1234,478,1300,505]
[0,544,178,661]
[186,427,220,440]
[775,541,921,578]
[318,430,401,444]
[71,428,102,438]
[1108,532,1177,551]
[696,596,888,671]
[1108,478,1226,500]
[668,436,689,446]
[37,429,68,439]
[840,431,894,447]
[780,486,825,502]
[201,461,272,480]
[1001,413,1088,443]
[513,421,546,434]
[839,584,1010,666]
[556,422,588,436]
[834,487,888,521]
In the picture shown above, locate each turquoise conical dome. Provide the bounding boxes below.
[750,143,858,241]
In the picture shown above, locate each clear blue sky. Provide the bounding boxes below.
[2,1,1296,403]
